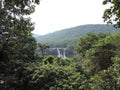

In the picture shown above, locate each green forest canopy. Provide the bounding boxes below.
[34,24,118,48]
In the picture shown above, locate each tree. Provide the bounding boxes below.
[103,0,120,28]
[82,31,120,76]
[90,57,120,90]
[74,32,119,75]
[75,33,107,61]
[0,0,40,62]
[83,43,115,75]
[0,0,40,89]
[37,43,49,58]
[75,33,98,57]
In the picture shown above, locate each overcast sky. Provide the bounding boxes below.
[31,0,108,35]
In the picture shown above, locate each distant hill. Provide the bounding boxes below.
[32,34,40,38]
[34,24,118,48]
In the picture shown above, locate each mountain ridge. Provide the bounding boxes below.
[34,24,118,47]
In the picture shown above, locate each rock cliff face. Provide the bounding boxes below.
[45,48,74,58]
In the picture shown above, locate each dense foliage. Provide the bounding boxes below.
[103,0,120,28]
[0,0,40,89]
[2,30,120,89]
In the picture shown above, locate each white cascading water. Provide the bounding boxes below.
[57,48,66,58]
[63,48,66,58]
[57,48,62,58]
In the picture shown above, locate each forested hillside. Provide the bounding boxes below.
[34,24,118,47]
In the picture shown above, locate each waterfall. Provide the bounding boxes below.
[63,49,66,58]
[57,48,62,58]
[57,48,66,58]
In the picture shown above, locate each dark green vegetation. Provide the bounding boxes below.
[34,24,118,57]
[34,24,118,48]
[1,0,120,90]
[103,0,120,28]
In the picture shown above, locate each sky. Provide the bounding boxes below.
[31,0,108,35]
